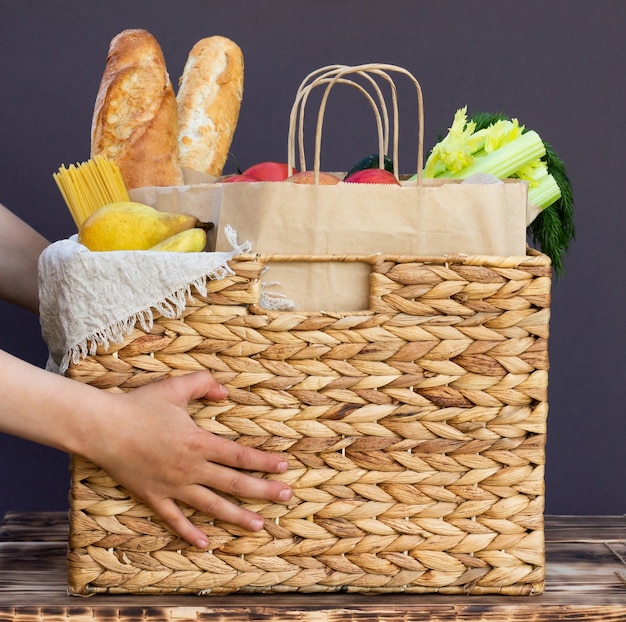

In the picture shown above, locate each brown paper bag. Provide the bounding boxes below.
[212,64,528,310]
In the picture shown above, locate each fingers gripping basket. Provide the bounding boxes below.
[66,250,551,596]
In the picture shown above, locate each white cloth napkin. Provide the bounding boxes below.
[38,226,250,374]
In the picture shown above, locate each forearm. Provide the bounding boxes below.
[0,203,50,313]
[0,348,108,455]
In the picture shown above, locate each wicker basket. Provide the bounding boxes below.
[66,250,551,596]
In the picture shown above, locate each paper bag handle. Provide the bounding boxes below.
[287,63,424,185]
[289,64,393,174]
[288,64,396,177]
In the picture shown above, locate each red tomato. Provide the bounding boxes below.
[242,161,297,182]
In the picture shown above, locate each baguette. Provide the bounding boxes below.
[91,29,184,189]
[177,36,244,178]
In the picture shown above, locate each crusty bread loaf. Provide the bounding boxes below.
[91,29,184,189]
[177,36,244,178]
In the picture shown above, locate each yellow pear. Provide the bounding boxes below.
[148,228,207,252]
[77,201,199,251]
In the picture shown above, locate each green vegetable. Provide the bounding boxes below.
[469,110,575,276]
[418,107,574,275]
[431,129,546,183]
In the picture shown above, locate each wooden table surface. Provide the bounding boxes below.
[0,512,624,621]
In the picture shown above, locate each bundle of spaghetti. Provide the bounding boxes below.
[54,155,130,227]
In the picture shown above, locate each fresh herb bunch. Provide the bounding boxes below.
[469,111,575,276]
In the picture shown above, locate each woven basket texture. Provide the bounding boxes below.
[66,251,551,596]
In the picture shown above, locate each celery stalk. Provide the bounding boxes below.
[435,130,546,180]
[528,172,562,209]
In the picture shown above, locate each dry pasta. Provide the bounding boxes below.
[54,155,130,228]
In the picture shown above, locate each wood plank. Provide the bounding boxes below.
[546,514,626,542]
[547,542,625,585]
[0,511,68,542]
[1,602,626,622]
[0,512,624,620]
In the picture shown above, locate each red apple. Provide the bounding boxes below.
[222,173,260,183]
[285,171,341,185]
[343,168,401,185]
[242,161,297,182]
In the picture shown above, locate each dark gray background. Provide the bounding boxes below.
[0,1,624,520]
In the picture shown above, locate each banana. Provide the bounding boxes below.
[148,227,207,252]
